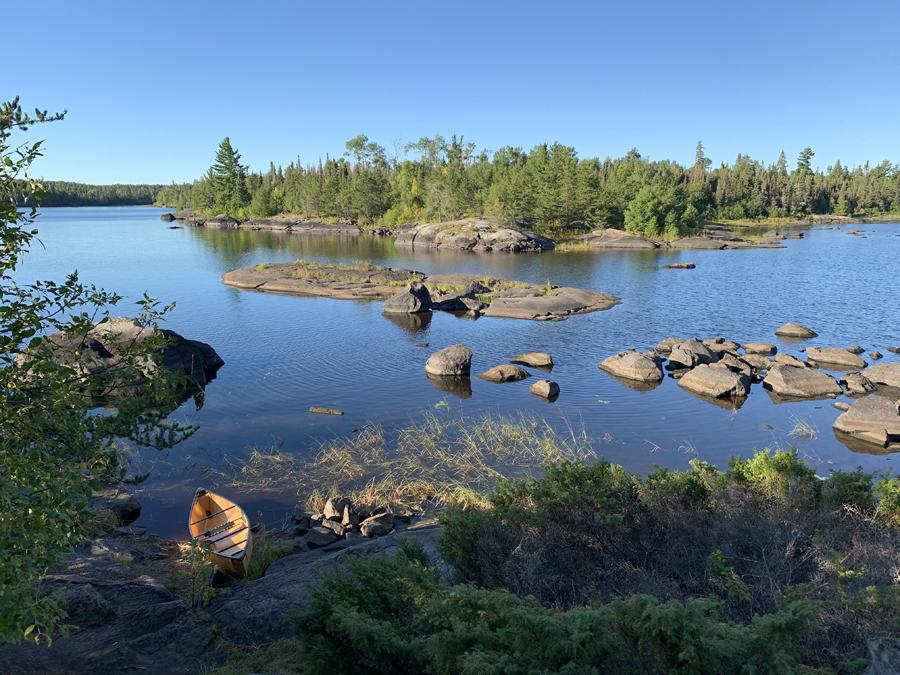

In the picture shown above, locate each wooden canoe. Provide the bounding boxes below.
[189,489,253,576]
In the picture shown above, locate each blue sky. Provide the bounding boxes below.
[8,0,900,184]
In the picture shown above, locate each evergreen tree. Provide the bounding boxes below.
[211,137,248,216]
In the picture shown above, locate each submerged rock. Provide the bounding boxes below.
[425,344,472,376]
[774,323,818,338]
[477,364,531,383]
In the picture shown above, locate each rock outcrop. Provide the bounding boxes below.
[581,229,658,249]
[762,365,842,398]
[19,317,224,400]
[599,350,664,382]
[833,397,900,448]
[425,344,473,376]
[395,218,554,252]
[669,237,726,250]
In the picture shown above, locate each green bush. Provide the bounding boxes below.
[293,540,824,675]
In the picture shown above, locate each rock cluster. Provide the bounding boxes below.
[286,497,405,550]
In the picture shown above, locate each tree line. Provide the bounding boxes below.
[37,135,900,239]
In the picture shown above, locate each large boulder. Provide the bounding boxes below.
[529,380,560,399]
[774,353,810,368]
[581,229,658,249]
[599,350,664,382]
[425,344,472,376]
[160,212,176,222]
[205,214,240,228]
[833,397,900,447]
[806,347,867,369]
[477,364,531,383]
[743,342,777,355]
[656,337,684,353]
[775,323,818,338]
[702,338,741,354]
[667,339,719,369]
[762,365,842,398]
[678,364,750,399]
[382,282,432,313]
[713,353,753,375]
[19,317,224,400]
[863,362,900,388]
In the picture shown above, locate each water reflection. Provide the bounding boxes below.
[603,371,663,393]
[382,311,432,334]
[426,373,473,399]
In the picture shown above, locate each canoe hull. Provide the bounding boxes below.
[189,489,253,576]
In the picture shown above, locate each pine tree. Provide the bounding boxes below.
[211,137,248,216]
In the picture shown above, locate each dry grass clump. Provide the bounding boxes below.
[210,413,598,515]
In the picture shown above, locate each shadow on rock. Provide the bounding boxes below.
[382,310,433,334]
[426,373,472,399]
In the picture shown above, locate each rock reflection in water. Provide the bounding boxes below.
[763,389,838,406]
[382,311,433,334]
[833,429,898,456]
[426,373,472,399]
[680,388,747,410]
[604,372,663,393]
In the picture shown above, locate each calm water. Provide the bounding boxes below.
[17,208,900,536]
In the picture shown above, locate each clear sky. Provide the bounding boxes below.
[8,0,900,184]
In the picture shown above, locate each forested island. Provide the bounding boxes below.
[41,135,900,239]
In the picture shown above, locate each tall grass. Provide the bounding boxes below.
[210,413,599,513]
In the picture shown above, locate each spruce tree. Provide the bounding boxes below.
[211,137,248,216]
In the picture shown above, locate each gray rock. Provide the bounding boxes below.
[342,505,360,527]
[0,575,220,675]
[90,486,141,525]
[529,380,560,399]
[382,282,432,313]
[888,347,900,354]
[743,342,777,355]
[397,218,554,252]
[713,353,753,375]
[866,636,900,675]
[774,322,818,338]
[205,522,442,646]
[425,344,473,376]
[833,397,900,447]
[477,364,531,382]
[323,497,352,521]
[303,525,341,549]
[840,372,878,395]
[599,350,664,382]
[665,262,696,269]
[20,317,224,400]
[846,346,866,355]
[773,353,810,368]
[762,365,842,398]
[319,519,348,537]
[741,354,774,370]
[872,351,884,360]
[667,339,719,369]
[806,347,867,369]
[655,337,684,353]
[360,513,395,538]
[833,402,851,412]
[702,338,741,353]
[678,364,750,398]
[205,214,240,228]
[160,212,176,222]
[511,352,553,367]
[863,363,900,388]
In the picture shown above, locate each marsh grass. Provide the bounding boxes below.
[789,413,819,440]
[244,531,292,581]
[424,282,468,293]
[211,413,598,513]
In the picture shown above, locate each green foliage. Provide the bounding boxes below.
[294,540,823,675]
[244,531,292,582]
[176,538,216,610]
[0,98,194,644]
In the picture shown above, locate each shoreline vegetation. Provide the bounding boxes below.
[31,136,900,243]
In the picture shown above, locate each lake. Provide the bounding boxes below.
[17,207,900,536]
